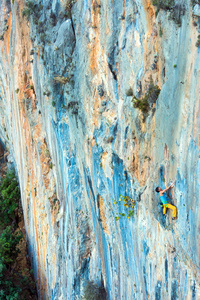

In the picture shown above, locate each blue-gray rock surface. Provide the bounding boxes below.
[0,0,200,299]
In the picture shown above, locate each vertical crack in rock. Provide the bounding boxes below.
[97,194,109,235]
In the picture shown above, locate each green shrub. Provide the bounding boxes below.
[132,96,149,113]
[0,246,23,299]
[67,101,79,114]
[43,91,50,96]
[65,0,73,10]
[0,226,22,265]
[0,170,20,228]
[168,4,185,27]
[22,1,36,19]
[114,196,136,220]
[152,0,185,26]
[0,169,37,299]
[0,225,23,298]
[23,0,43,21]
[132,80,160,114]
[0,270,22,300]
[196,35,200,47]
[83,281,107,300]
[65,0,76,16]
[126,88,133,97]
[152,0,175,11]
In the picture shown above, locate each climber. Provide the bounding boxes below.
[155,183,177,220]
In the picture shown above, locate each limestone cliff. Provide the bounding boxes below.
[0,0,200,299]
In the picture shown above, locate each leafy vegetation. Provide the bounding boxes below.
[152,0,185,26]
[0,268,22,300]
[22,1,37,19]
[152,0,175,11]
[67,101,79,115]
[0,170,20,228]
[126,88,133,97]
[132,80,160,114]
[65,0,76,18]
[83,281,107,300]
[0,226,22,265]
[196,35,200,47]
[113,196,136,221]
[43,90,50,97]
[132,96,149,114]
[0,169,37,299]
[23,1,45,44]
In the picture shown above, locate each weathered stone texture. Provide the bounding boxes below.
[0,0,200,299]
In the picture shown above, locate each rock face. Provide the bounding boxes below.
[0,0,200,299]
[193,4,200,17]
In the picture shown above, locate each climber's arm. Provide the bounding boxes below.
[160,183,173,195]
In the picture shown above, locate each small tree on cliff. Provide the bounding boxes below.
[0,169,20,228]
[0,226,22,265]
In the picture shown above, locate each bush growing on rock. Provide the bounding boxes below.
[152,0,175,11]
[152,0,185,26]
[114,196,136,221]
[196,35,200,47]
[23,0,43,21]
[64,0,77,18]
[0,169,20,228]
[169,4,185,26]
[132,80,160,114]
[126,88,133,96]
[22,1,36,19]
[65,0,76,11]
[133,96,149,114]
[67,101,79,114]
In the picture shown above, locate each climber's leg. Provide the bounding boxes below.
[163,205,167,215]
[167,204,177,218]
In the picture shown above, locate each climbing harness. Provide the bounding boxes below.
[160,203,168,207]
